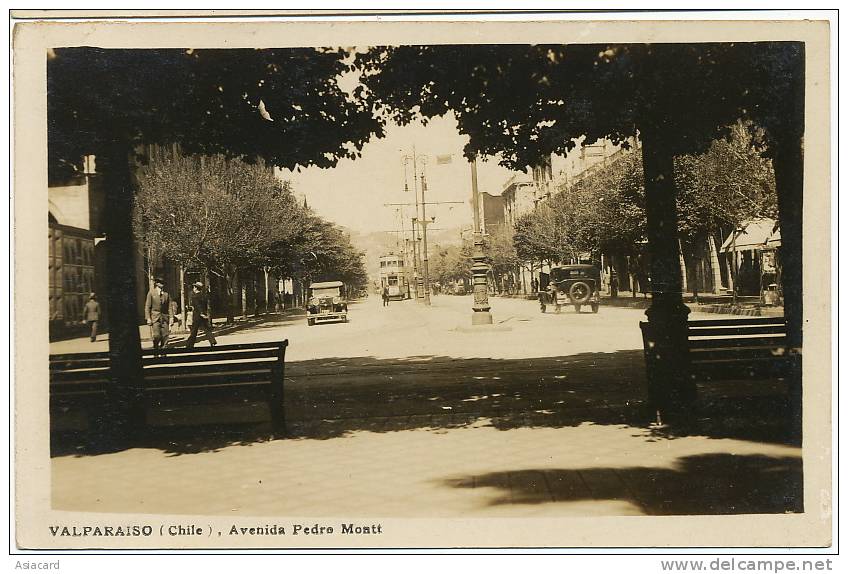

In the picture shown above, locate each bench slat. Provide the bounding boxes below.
[688,325,787,337]
[146,376,275,391]
[688,316,785,327]
[50,358,111,371]
[690,347,790,362]
[141,349,278,365]
[50,369,111,383]
[692,361,790,380]
[143,359,277,375]
[689,336,788,349]
[148,341,287,354]
[144,367,275,381]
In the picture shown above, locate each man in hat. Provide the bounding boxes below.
[187,281,217,349]
[81,292,100,342]
[144,276,171,357]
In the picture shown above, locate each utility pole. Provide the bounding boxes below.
[470,156,493,324]
[419,161,432,306]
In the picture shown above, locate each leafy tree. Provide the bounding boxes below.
[675,123,778,240]
[135,150,305,321]
[49,47,381,433]
[483,227,520,292]
[429,244,471,287]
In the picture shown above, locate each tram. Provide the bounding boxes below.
[378,253,410,300]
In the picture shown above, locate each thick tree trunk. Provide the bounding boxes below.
[772,135,803,442]
[640,127,696,423]
[100,142,144,444]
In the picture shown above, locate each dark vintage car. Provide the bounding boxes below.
[549,264,602,313]
[306,281,348,326]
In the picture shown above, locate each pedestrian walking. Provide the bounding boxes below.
[382,287,390,307]
[547,283,561,313]
[144,276,171,358]
[538,285,547,313]
[186,282,217,349]
[81,293,100,342]
[169,298,182,332]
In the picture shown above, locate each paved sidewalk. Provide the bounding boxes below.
[52,415,801,518]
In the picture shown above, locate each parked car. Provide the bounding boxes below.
[549,264,601,313]
[306,281,348,326]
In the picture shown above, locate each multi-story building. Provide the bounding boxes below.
[500,174,536,229]
[478,192,505,235]
[48,156,114,336]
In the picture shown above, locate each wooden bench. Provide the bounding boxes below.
[640,316,790,384]
[50,340,288,434]
[687,316,790,382]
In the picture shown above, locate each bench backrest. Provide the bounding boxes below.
[688,317,787,353]
[687,317,789,380]
[50,340,288,396]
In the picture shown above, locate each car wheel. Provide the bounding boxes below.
[569,281,592,304]
[591,303,599,313]
[574,304,582,313]
[307,318,315,326]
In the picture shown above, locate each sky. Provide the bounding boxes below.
[277,113,521,236]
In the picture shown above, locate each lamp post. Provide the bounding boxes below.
[415,216,435,306]
[470,156,493,325]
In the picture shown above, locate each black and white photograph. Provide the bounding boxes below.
[12,11,834,552]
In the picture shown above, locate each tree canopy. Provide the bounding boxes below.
[49,47,381,176]
[135,148,368,293]
[357,43,799,167]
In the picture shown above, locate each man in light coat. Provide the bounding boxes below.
[144,276,171,357]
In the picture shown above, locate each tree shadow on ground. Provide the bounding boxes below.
[440,452,803,515]
[51,349,796,457]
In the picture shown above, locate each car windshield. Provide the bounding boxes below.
[313,288,341,298]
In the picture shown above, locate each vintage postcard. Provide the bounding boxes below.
[12,12,833,551]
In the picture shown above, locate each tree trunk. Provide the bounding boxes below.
[178,265,186,333]
[640,126,695,422]
[100,142,144,444]
[204,269,212,320]
[253,269,261,317]
[708,234,723,294]
[241,271,248,317]
[225,266,235,324]
[264,267,270,314]
[772,133,803,443]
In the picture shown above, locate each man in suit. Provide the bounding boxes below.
[81,292,100,342]
[144,276,171,357]
[186,281,217,349]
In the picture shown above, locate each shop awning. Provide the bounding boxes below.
[720,218,779,252]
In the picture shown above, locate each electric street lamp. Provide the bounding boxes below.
[469,156,493,325]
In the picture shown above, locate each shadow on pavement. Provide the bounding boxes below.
[440,452,803,515]
[51,349,795,457]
